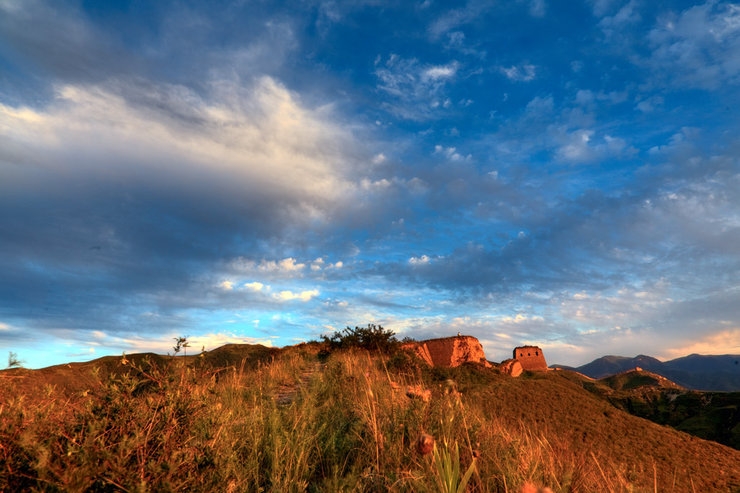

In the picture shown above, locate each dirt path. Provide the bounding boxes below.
[274,361,325,406]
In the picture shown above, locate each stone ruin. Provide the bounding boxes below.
[402,336,548,377]
[498,358,523,377]
[405,335,492,368]
[513,345,548,371]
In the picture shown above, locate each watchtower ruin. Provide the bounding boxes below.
[513,345,548,371]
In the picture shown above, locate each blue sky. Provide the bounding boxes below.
[1,0,739,369]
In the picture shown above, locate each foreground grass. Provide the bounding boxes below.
[1,346,739,492]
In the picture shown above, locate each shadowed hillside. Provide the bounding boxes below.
[573,368,740,452]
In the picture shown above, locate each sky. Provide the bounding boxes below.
[1,0,740,369]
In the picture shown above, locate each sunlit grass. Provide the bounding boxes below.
[1,345,738,491]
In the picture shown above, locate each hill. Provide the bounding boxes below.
[571,367,740,452]
[1,343,280,399]
[560,353,740,391]
[2,344,740,491]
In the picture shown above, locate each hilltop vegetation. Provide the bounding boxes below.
[2,343,740,492]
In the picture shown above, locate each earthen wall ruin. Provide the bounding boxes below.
[406,336,491,368]
[513,345,548,371]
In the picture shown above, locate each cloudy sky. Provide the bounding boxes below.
[1,0,739,369]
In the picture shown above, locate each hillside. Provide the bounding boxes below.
[561,353,740,391]
[573,368,740,451]
[2,345,740,491]
[1,343,280,399]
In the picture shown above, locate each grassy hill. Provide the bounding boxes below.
[2,344,740,492]
[575,368,740,452]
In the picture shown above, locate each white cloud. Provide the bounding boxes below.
[635,95,664,113]
[662,328,740,359]
[231,257,307,277]
[269,258,305,272]
[528,0,546,17]
[372,153,387,164]
[220,280,235,291]
[428,3,489,39]
[575,89,595,105]
[556,129,595,161]
[589,0,618,18]
[360,177,392,191]
[500,313,545,324]
[310,258,342,271]
[434,145,471,161]
[275,289,320,302]
[0,76,357,221]
[422,62,459,81]
[55,330,276,358]
[646,2,740,89]
[311,258,324,271]
[524,95,554,115]
[375,55,460,119]
[244,282,265,292]
[409,254,431,265]
[558,283,673,329]
[598,0,640,33]
[501,64,537,82]
[554,128,634,163]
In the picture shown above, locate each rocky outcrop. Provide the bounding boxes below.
[513,346,548,371]
[405,335,491,368]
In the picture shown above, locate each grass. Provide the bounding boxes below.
[1,345,740,492]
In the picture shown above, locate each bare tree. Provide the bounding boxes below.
[173,336,191,357]
[7,351,23,369]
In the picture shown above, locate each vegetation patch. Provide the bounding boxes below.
[2,344,740,491]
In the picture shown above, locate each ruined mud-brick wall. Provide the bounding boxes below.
[407,336,491,368]
[513,346,548,371]
[498,359,523,377]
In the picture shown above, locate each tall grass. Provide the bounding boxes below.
[0,347,730,491]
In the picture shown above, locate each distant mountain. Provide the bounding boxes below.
[557,354,740,391]
[567,354,663,379]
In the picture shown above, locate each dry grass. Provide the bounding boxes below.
[1,346,739,492]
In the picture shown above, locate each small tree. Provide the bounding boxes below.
[7,351,23,369]
[173,336,190,357]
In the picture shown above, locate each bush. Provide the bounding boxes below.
[321,324,399,353]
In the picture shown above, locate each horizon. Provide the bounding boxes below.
[7,334,740,371]
[2,0,740,370]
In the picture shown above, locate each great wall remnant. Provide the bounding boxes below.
[513,345,548,371]
[406,335,492,368]
[498,358,524,377]
[404,336,548,376]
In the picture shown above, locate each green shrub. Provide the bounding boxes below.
[321,324,399,353]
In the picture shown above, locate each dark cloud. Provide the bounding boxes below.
[0,0,137,98]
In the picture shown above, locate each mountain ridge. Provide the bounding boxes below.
[555,353,740,391]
